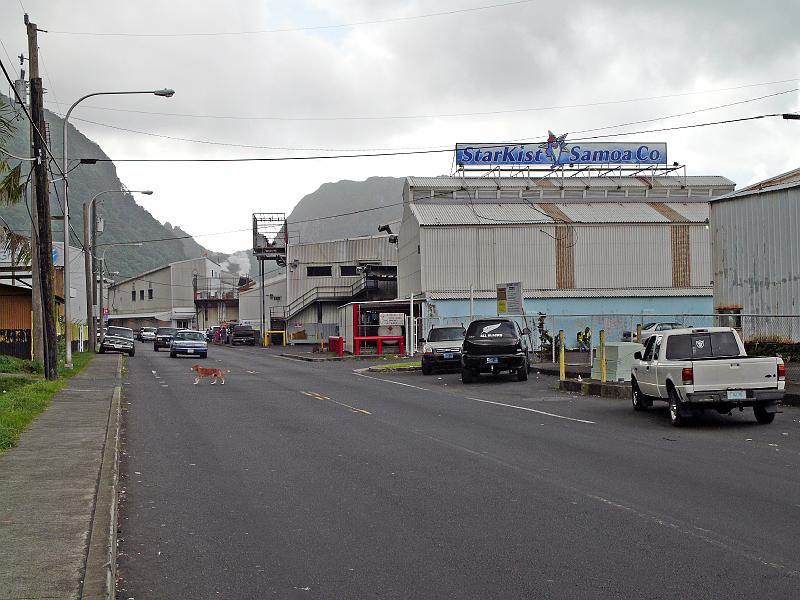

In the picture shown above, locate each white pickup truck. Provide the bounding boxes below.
[631,327,785,426]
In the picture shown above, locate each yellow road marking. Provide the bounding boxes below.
[300,391,370,415]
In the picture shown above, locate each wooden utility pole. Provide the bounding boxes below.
[25,15,44,363]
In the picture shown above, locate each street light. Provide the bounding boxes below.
[95,242,143,344]
[83,190,154,350]
[63,89,173,366]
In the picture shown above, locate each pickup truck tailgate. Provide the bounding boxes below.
[692,357,779,391]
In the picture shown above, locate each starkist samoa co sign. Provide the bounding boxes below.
[456,132,667,167]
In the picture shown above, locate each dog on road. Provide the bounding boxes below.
[191,364,228,385]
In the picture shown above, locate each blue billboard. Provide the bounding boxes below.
[456,132,667,167]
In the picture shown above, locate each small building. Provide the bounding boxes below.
[711,167,800,342]
[285,235,398,343]
[108,257,236,331]
[398,174,734,340]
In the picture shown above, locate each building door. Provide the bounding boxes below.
[177,319,191,329]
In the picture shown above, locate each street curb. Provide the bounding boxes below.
[558,378,800,408]
[81,355,122,600]
[367,365,421,373]
[280,352,407,363]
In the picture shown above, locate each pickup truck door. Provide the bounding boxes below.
[634,337,658,395]
[649,335,667,398]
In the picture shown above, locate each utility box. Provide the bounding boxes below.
[592,341,643,382]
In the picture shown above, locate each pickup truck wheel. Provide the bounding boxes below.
[461,368,473,384]
[753,405,775,425]
[421,363,433,376]
[668,388,685,427]
[631,380,648,411]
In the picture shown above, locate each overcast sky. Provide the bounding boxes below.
[1,0,798,253]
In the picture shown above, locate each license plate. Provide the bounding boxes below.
[187,349,194,354]
[486,357,499,364]
[727,390,746,400]
[443,353,453,359]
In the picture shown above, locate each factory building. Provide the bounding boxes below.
[398,174,735,327]
[284,235,398,343]
[711,167,800,342]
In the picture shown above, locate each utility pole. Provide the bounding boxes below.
[30,76,57,379]
[83,204,95,350]
[25,15,43,364]
[91,203,98,340]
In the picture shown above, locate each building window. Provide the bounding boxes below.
[139,289,145,300]
[340,265,359,277]
[148,289,153,300]
[307,266,332,277]
[177,319,191,329]
[131,290,136,302]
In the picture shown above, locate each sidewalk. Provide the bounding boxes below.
[0,354,122,600]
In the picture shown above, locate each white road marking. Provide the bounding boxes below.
[354,371,429,391]
[465,397,595,424]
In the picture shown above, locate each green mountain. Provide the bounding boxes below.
[0,94,210,278]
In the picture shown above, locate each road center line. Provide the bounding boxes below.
[465,397,596,424]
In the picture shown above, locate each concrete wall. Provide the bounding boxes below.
[109,266,172,316]
[239,276,287,324]
[398,197,422,298]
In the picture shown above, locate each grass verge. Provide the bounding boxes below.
[0,352,94,452]
[369,360,422,370]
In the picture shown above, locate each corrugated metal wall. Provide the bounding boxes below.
[398,200,422,298]
[712,187,800,314]
[690,225,711,287]
[0,289,32,329]
[287,236,399,302]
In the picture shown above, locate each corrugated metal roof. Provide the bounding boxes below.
[665,203,709,222]
[407,175,734,189]
[411,203,554,225]
[410,202,712,225]
[556,203,669,223]
[711,178,800,203]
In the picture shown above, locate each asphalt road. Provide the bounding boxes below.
[118,343,800,599]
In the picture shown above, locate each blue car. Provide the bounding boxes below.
[169,330,208,359]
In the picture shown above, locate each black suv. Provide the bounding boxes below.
[461,318,531,383]
[153,327,178,351]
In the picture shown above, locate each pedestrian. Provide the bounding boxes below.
[582,327,592,351]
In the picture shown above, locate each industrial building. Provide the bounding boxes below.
[238,273,287,330]
[284,235,398,343]
[108,257,236,331]
[398,175,735,330]
[711,167,800,342]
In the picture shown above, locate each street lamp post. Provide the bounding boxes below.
[84,190,153,350]
[96,242,142,344]
[63,88,174,366]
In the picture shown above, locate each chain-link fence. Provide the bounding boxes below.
[417,313,800,387]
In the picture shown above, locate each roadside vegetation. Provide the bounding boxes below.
[0,352,93,452]
[369,360,421,371]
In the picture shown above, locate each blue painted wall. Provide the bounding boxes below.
[427,296,714,346]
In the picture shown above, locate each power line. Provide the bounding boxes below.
[47,0,536,37]
[71,113,788,163]
[56,87,797,154]
[44,78,800,123]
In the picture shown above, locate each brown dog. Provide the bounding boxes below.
[191,364,228,385]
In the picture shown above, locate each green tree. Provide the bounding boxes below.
[0,106,28,264]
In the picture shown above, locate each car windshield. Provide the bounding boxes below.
[642,322,657,330]
[143,327,157,333]
[665,331,741,360]
[234,325,253,332]
[428,327,466,342]
[106,327,133,339]
[466,320,517,339]
[174,331,205,341]
[156,328,178,336]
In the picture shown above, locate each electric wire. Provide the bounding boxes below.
[56,87,797,154]
[47,0,536,37]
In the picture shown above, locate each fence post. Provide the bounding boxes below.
[599,329,606,383]
[559,329,565,381]
[636,323,642,344]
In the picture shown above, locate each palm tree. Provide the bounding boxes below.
[0,105,28,264]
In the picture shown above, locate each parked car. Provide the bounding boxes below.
[622,322,686,343]
[231,324,257,346]
[98,326,135,357]
[422,326,466,375]
[631,327,785,426]
[170,330,208,358]
[153,327,178,351]
[139,327,157,342]
[461,318,531,384]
